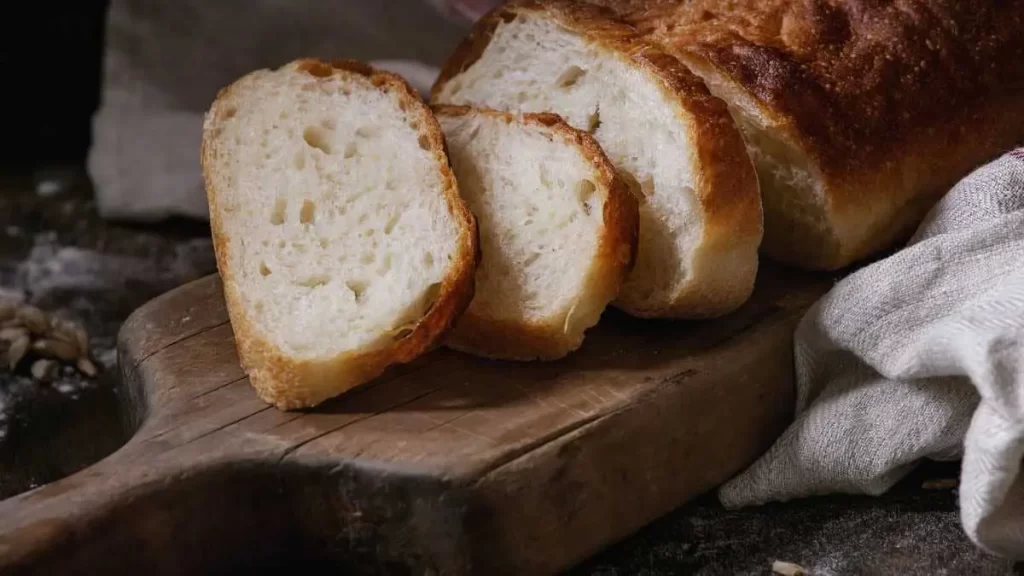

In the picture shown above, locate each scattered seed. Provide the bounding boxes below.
[50,317,90,356]
[16,306,48,334]
[0,327,29,343]
[0,303,14,322]
[71,324,89,356]
[76,357,99,378]
[30,358,58,383]
[922,478,958,490]
[772,561,807,576]
[7,335,29,370]
[32,338,79,362]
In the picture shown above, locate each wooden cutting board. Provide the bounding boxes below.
[0,264,831,576]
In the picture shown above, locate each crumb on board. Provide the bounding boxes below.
[773,560,808,576]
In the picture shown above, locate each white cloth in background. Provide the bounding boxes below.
[87,0,473,222]
[720,149,1024,558]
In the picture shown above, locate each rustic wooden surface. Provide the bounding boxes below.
[0,264,831,575]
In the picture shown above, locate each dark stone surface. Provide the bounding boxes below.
[0,169,1017,575]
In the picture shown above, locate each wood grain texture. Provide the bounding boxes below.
[0,265,831,575]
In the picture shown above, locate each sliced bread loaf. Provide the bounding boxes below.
[435,105,638,361]
[432,0,763,319]
[201,59,478,410]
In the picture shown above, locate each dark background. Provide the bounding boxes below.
[0,1,110,169]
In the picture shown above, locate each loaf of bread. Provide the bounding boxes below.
[433,1,763,319]
[201,59,478,410]
[435,105,638,360]
[586,0,1024,270]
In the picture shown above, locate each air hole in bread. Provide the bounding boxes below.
[356,126,378,138]
[523,253,540,267]
[392,326,414,341]
[378,253,393,275]
[318,238,329,248]
[424,252,434,266]
[418,135,431,151]
[343,142,358,159]
[385,179,398,191]
[361,252,374,265]
[223,106,237,119]
[539,165,552,187]
[384,214,400,235]
[296,275,331,288]
[409,120,420,130]
[303,126,333,154]
[293,150,306,170]
[587,107,602,134]
[556,65,586,89]
[300,199,316,224]
[259,262,272,276]
[346,279,368,302]
[398,100,408,112]
[321,118,336,131]
[577,180,596,215]
[270,198,287,225]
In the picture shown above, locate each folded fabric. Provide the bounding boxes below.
[720,149,1024,558]
[87,0,465,222]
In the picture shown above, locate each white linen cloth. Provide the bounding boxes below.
[720,148,1024,559]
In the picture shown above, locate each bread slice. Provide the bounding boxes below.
[201,59,478,410]
[592,0,1024,270]
[435,105,638,361]
[432,0,763,319]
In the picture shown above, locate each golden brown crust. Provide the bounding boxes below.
[201,59,479,410]
[590,0,1024,269]
[434,0,762,318]
[433,104,638,361]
